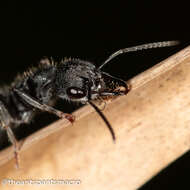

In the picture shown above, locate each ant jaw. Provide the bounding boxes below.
[108,82,131,96]
[90,81,130,101]
[113,84,130,95]
[122,82,131,94]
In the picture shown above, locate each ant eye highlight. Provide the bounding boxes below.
[66,87,86,99]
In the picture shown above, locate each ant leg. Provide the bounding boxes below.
[5,125,20,168]
[14,89,75,123]
[0,101,20,168]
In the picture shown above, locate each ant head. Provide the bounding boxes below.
[54,59,129,104]
[55,41,178,104]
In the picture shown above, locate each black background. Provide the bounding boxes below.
[2,1,190,189]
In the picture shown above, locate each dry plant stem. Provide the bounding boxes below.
[0,46,190,190]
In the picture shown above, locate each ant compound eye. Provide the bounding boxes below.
[66,87,86,99]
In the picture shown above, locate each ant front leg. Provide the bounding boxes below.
[0,101,20,168]
[14,89,75,123]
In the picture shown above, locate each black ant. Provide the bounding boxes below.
[0,41,179,168]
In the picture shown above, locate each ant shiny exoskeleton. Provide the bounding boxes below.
[0,41,179,168]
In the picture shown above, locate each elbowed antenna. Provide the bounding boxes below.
[98,40,180,70]
[88,101,116,142]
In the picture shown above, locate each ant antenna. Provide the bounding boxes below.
[99,41,180,70]
[88,101,116,142]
